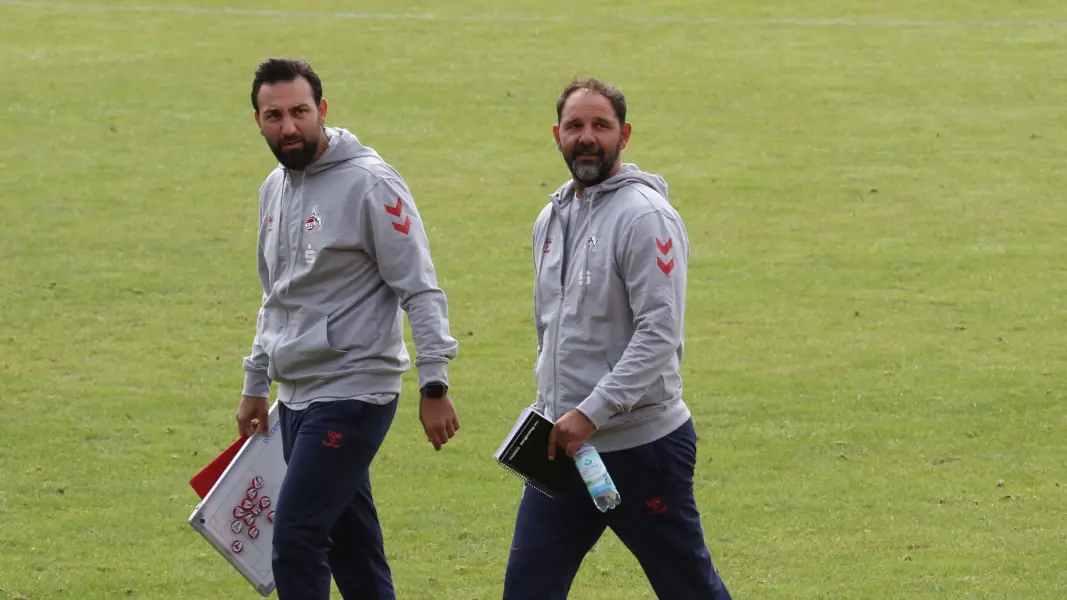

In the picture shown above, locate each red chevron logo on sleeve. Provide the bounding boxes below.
[384,197,411,235]
[656,237,674,275]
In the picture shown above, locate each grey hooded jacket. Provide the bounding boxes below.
[242,127,458,408]
[532,163,692,452]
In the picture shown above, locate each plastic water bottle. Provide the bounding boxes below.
[573,444,621,512]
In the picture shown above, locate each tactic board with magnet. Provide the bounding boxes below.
[188,402,287,597]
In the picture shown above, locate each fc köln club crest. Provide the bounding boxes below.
[304,207,322,232]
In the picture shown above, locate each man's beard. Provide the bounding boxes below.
[566,140,620,186]
[269,135,320,170]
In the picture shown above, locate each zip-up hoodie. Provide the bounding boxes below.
[241,127,458,407]
[532,163,691,452]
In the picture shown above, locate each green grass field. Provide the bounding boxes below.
[3,0,1066,598]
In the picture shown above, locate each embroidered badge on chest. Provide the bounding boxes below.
[304,206,322,232]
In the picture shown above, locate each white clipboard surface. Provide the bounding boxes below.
[188,402,287,597]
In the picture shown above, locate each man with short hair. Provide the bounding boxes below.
[236,57,461,600]
[502,77,733,600]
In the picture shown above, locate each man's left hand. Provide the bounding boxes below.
[419,394,460,451]
[548,409,597,460]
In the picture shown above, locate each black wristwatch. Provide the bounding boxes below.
[421,382,448,399]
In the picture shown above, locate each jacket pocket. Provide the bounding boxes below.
[632,375,667,412]
[326,304,387,355]
[600,351,662,415]
[268,311,345,381]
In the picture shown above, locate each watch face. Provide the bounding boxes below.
[425,384,446,398]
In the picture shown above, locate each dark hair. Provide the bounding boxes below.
[556,77,627,125]
[251,58,323,112]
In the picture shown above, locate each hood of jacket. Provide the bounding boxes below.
[549,162,669,209]
[279,126,383,177]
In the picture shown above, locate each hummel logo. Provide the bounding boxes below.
[646,497,668,515]
[385,197,411,235]
[655,237,674,276]
[322,430,343,448]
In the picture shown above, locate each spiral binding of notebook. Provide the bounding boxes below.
[495,459,556,498]
[493,406,582,499]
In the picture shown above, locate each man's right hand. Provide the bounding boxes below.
[236,395,270,437]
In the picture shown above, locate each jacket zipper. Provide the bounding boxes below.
[549,192,598,421]
[275,174,287,296]
[550,196,584,421]
[276,171,303,353]
[550,203,566,421]
[286,172,304,291]
[265,173,289,367]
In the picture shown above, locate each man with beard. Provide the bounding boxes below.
[236,57,461,600]
[501,78,733,600]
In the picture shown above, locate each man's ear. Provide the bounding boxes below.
[619,122,632,150]
[253,110,266,136]
[552,123,563,152]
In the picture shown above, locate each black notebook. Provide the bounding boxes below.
[494,407,585,498]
